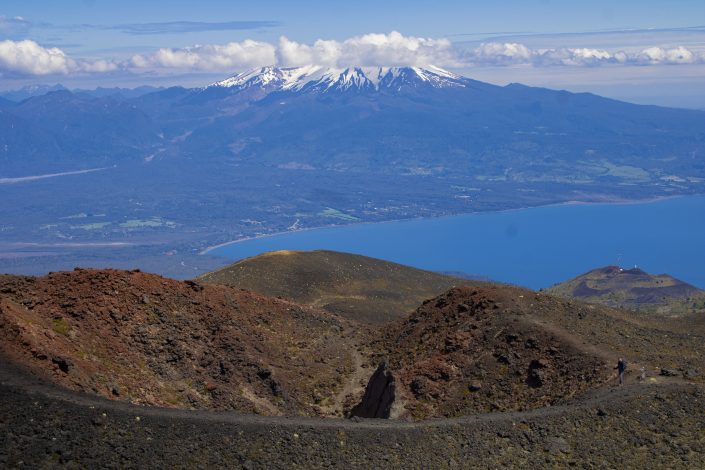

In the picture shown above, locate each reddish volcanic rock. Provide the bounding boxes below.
[0,269,366,416]
[385,286,611,419]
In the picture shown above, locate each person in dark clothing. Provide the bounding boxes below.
[616,358,627,385]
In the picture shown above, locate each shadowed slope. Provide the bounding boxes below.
[198,250,467,323]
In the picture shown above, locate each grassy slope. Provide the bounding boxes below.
[198,250,468,324]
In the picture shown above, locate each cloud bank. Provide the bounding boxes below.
[1,32,704,77]
[469,42,704,67]
[128,40,276,71]
[276,31,458,67]
[127,32,458,72]
[129,32,704,73]
[0,40,117,76]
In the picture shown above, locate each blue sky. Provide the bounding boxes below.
[6,0,704,44]
[1,0,704,107]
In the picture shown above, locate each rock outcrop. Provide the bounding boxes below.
[349,361,396,419]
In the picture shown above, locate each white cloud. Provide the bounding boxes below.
[135,31,457,70]
[471,42,532,65]
[535,47,614,66]
[333,31,458,67]
[0,39,117,76]
[469,42,617,66]
[78,59,118,73]
[276,37,341,67]
[2,33,703,79]
[636,46,696,64]
[129,31,459,72]
[467,42,702,67]
[0,39,73,75]
[128,40,276,71]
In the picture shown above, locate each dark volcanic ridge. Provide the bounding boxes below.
[547,265,705,316]
[2,263,704,422]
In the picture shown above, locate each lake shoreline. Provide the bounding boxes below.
[200,194,683,256]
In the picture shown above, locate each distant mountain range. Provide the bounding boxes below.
[1,66,703,276]
[0,84,69,102]
[0,84,163,102]
[3,65,703,178]
[209,65,466,93]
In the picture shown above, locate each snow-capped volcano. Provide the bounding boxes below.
[209,65,467,94]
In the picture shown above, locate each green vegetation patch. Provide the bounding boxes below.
[601,162,651,181]
[318,208,359,221]
[119,217,176,229]
[52,318,69,336]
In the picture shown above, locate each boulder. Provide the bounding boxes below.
[349,361,396,419]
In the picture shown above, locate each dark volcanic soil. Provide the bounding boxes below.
[1,362,703,469]
[1,266,705,467]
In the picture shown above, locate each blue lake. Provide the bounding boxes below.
[210,196,705,290]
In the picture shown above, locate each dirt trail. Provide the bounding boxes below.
[318,328,372,417]
[0,358,700,429]
[526,316,620,362]
[3,364,703,469]
[524,316,689,388]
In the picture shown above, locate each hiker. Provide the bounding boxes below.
[615,358,627,385]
